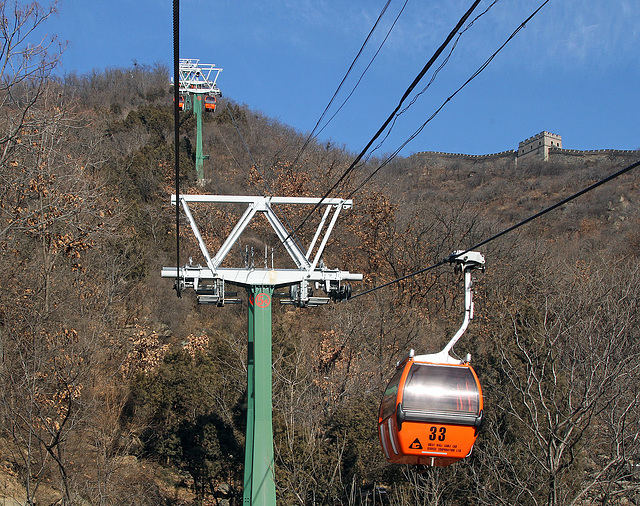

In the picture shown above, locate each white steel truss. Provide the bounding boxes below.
[161,195,362,306]
[177,58,222,95]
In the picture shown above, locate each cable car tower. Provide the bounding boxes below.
[175,58,222,181]
[162,194,362,505]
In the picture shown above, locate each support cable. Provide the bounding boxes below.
[173,0,181,297]
[364,0,499,161]
[290,0,402,167]
[312,0,408,144]
[349,0,550,197]
[350,158,640,300]
[283,0,483,247]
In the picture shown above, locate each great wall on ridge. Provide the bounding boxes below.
[410,131,639,169]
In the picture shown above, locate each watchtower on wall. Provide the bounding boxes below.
[517,131,562,162]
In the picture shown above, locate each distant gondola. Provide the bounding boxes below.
[378,251,486,467]
[204,95,217,111]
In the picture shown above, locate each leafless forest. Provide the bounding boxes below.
[1,3,639,505]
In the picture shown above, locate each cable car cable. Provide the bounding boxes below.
[352,259,447,301]
[363,0,500,161]
[291,0,393,168]
[314,1,408,142]
[265,1,404,260]
[282,0,484,248]
[350,157,640,300]
[394,0,499,120]
[292,0,545,215]
[293,0,408,160]
[173,0,181,297]
[350,0,551,197]
[456,158,640,257]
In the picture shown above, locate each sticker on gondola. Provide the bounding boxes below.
[253,292,271,308]
[409,438,423,449]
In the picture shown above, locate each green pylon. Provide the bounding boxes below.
[243,286,276,505]
[161,195,361,505]
[193,94,205,180]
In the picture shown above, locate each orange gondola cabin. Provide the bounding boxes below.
[378,350,483,467]
[378,250,486,467]
[204,95,217,111]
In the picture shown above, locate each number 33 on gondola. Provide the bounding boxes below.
[378,251,486,467]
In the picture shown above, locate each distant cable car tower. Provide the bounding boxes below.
[174,58,222,181]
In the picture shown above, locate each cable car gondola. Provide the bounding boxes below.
[204,95,217,111]
[378,251,485,467]
[378,350,483,467]
[174,95,185,111]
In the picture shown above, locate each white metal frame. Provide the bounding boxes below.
[176,58,222,96]
[161,195,362,305]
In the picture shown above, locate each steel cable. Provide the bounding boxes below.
[350,158,640,300]
[173,0,181,297]
[284,0,484,247]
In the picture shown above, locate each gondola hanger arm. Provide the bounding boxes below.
[414,250,485,364]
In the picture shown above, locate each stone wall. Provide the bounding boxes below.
[548,147,639,165]
[410,147,638,169]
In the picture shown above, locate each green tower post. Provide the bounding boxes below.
[161,195,361,506]
[193,93,206,181]
[243,288,256,504]
[243,287,276,505]
[176,59,220,182]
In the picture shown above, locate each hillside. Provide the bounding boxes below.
[0,53,639,506]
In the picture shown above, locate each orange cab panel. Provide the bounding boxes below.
[378,359,483,467]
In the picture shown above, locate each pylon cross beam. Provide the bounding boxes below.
[161,195,362,301]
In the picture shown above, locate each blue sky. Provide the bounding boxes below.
[45,0,640,156]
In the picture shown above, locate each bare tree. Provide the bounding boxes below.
[478,257,640,506]
[0,1,63,163]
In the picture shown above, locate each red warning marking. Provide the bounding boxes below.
[409,438,423,449]
[255,292,271,308]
